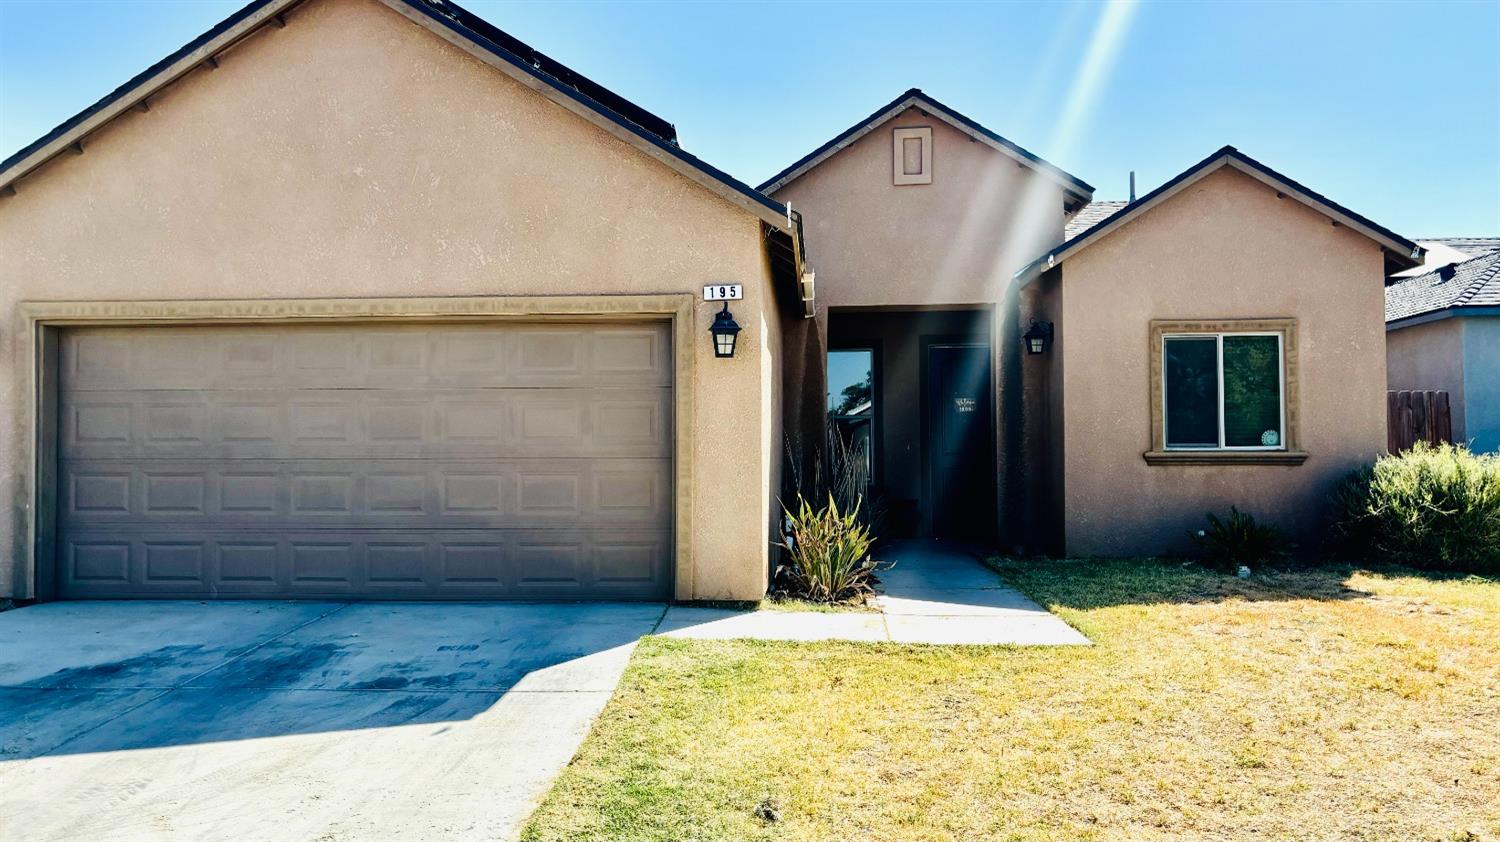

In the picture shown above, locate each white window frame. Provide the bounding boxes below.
[1161,331,1286,452]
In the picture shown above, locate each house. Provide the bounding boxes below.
[0,0,1424,604]
[770,101,1423,557]
[1386,249,1500,453]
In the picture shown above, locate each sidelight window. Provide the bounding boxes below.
[828,349,875,485]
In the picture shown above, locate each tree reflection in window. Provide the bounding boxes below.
[828,349,875,486]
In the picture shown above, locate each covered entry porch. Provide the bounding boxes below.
[825,307,999,543]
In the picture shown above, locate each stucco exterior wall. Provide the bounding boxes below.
[771,108,1067,308]
[1386,317,1468,444]
[1058,167,1389,556]
[1462,317,1500,453]
[0,0,780,600]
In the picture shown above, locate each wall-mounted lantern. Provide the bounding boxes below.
[1023,319,1053,355]
[709,302,742,358]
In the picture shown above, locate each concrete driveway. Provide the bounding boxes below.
[0,600,666,842]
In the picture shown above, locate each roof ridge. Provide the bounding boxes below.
[418,0,677,144]
[1453,251,1500,306]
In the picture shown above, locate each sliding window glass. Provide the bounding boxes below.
[1163,333,1284,450]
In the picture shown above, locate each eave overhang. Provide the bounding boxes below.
[1387,306,1500,331]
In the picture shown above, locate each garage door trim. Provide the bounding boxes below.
[16,294,697,601]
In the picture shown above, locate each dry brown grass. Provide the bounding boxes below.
[524,561,1500,841]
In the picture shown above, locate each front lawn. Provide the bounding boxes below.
[524,560,1500,841]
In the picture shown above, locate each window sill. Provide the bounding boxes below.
[1143,450,1309,466]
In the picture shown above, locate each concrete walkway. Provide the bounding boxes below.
[660,541,1090,645]
[0,601,665,842]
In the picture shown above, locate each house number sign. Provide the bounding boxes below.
[703,284,743,301]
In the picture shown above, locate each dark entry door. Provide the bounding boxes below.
[926,344,996,541]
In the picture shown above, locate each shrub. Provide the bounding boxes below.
[1331,443,1500,574]
[1188,507,1292,572]
[782,423,881,531]
[774,494,879,603]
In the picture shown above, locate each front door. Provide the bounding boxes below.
[926,344,995,541]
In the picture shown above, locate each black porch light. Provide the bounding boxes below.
[709,302,742,358]
[1023,319,1053,355]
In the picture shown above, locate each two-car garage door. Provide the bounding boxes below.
[55,321,673,600]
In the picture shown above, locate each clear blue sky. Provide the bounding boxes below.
[2,0,1497,235]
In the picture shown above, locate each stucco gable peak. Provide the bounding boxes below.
[0,0,798,239]
[1014,146,1424,284]
[756,88,1094,205]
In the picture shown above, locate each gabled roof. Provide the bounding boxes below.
[756,88,1094,208]
[1386,249,1500,326]
[0,0,799,238]
[1015,146,1425,283]
[1064,200,1127,240]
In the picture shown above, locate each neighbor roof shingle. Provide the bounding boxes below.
[1064,200,1128,241]
[1386,249,1500,323]
[1416,237,1500,258]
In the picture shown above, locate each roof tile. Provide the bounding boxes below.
[1064,200,1128,240]
[1416,237,1500,258]
[1386,249,1500,322]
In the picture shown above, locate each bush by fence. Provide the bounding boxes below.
[1331,443,1500,574]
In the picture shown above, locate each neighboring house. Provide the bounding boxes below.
[1421,237,1500,258]
[1386,250,1500,453]
[0,0,1424,604]
[1391,237,1500,279]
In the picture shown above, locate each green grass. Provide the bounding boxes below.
[524,560,1500,841]
[676,598,876,614]
[758,596,877,613]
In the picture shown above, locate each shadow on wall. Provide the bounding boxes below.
[0,600,662,761]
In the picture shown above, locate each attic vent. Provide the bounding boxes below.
[893,127,932,185]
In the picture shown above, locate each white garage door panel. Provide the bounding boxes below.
[56,322,673,600]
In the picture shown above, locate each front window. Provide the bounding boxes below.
[1163,332,1284,450]
[828,349,875,485]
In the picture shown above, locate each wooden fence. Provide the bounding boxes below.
[1388,390,1453,453]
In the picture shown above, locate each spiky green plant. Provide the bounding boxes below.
[775,494,878,603]
[1188,507,1292,572]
